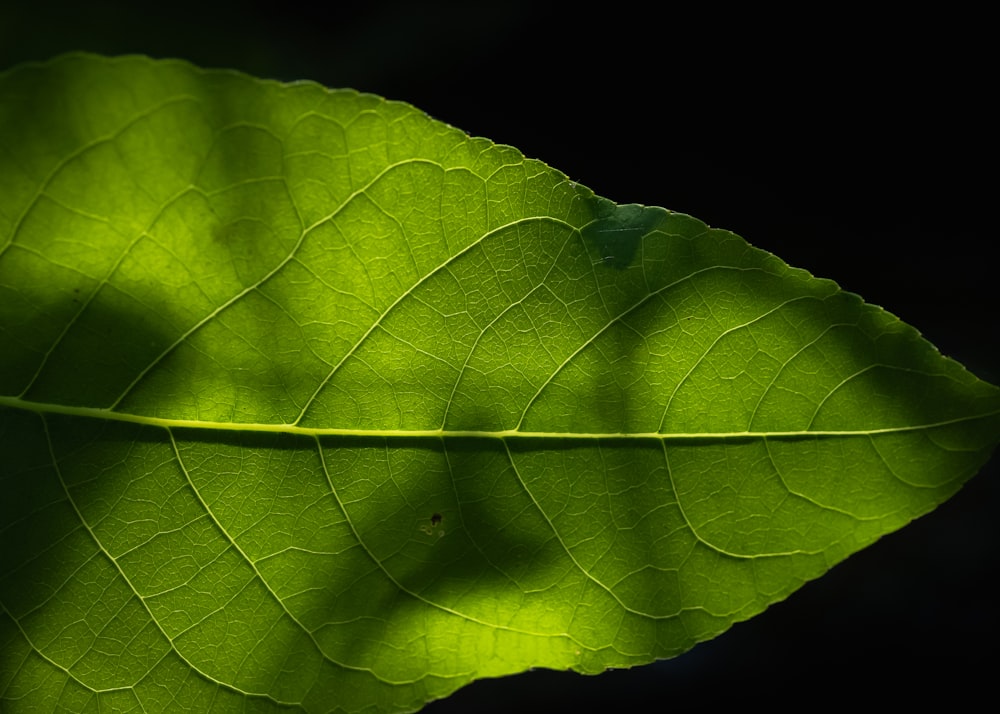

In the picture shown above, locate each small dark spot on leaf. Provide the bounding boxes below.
[430,512,442,526]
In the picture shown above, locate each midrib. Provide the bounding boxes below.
[1,395,992,440]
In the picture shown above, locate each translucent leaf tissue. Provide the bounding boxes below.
[1,54,997,713]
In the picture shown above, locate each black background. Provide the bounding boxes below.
[3,2,995,709]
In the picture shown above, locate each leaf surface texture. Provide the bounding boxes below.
[1,55,998,712]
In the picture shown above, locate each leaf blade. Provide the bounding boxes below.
[1,54,998,712]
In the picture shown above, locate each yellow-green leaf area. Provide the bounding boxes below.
[1,54,998,713]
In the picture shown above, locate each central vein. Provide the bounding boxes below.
[1,396,991,440]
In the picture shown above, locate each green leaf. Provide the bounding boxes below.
[1,54,997,712]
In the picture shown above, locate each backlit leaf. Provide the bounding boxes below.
[1,54,997,712]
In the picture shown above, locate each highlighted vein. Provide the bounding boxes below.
[2,396,994,440]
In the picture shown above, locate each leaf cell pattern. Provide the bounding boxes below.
[1,55,998,712]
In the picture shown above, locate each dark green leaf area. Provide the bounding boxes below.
[580,199,660,269]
